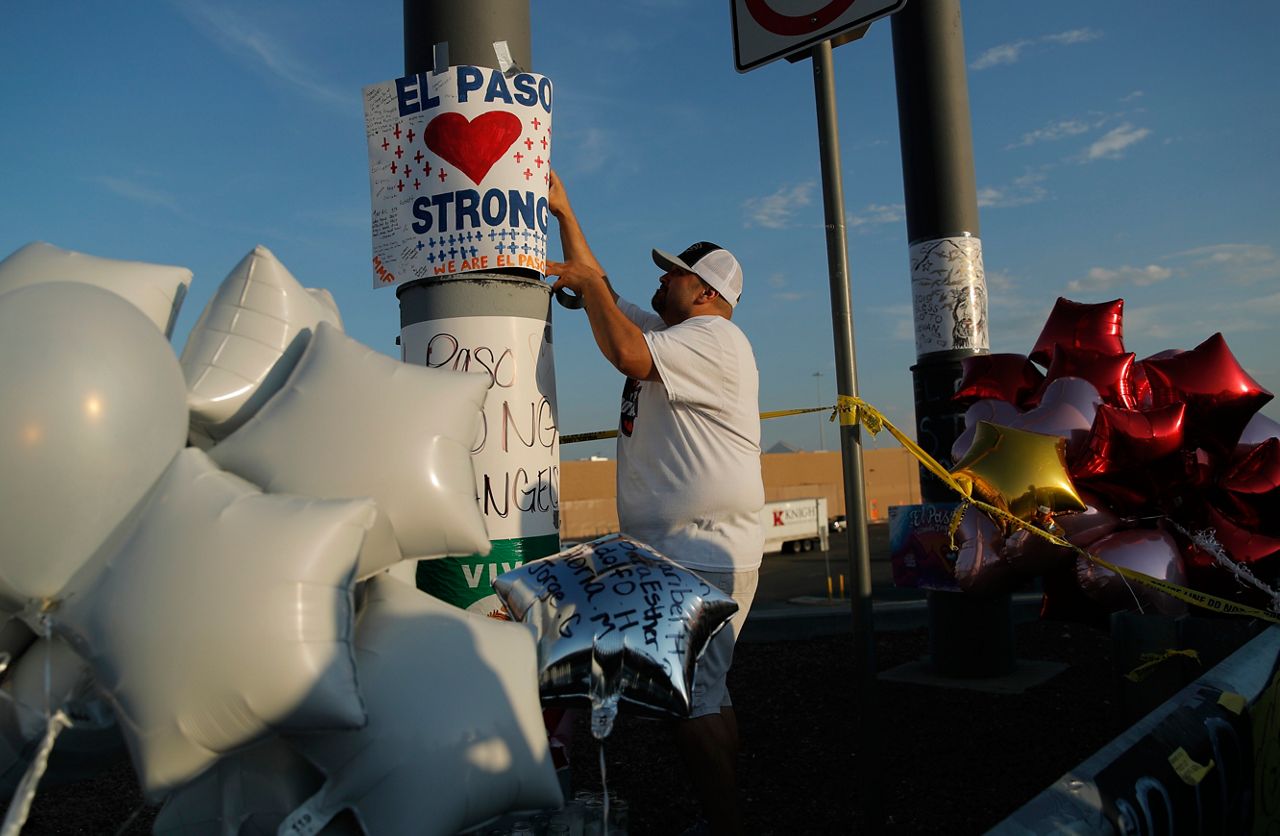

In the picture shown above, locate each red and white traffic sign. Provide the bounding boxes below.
[731,0,908,72]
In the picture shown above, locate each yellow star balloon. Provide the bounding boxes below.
[949,421,1086,520]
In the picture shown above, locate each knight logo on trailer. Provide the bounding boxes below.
[363,66,553,289]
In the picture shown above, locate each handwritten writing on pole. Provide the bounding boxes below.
[363,66,554,289]
[404,316,560,541]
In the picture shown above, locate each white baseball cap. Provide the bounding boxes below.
[651,242,743,308]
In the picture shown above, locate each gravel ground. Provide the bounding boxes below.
[7,618,1128,835]
[567,619,1120,835]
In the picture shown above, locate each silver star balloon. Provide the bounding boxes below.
[493,534,738,739]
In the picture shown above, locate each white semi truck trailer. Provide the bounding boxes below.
[761,497,829,555]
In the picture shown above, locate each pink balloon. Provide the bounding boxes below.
[952,399,1022,462]
[1038,376,1103,421]
[1003,491,1121,579]
[953,510,1016,594]
[1076,529,1188,616]
[1057,491,1122,548]
[1019,378,1104,464]
[1238,411,1280,447]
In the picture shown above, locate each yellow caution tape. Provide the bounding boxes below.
[561,406,831,446]
[1217,691,1247,715]
[1168,747,1215,785]
[561,392,1280,624]
[1124,649,1201,683]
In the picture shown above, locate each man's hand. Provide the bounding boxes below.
[546,258,608,304]
[548,170,570,219]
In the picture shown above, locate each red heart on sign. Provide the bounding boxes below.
[423,111,523,186]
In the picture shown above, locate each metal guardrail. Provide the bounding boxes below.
[990,625,1280,835]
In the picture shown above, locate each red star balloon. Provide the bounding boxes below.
[1140,332,1273,455]
[1029,297,1125,368]
[1071,402,1187,479]
[1035,345,1137,409]
[1218,437,1280,534]
[953,353,1045,409]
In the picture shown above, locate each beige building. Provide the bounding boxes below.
[559,448,921,541]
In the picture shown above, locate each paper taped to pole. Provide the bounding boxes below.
[364,66,553,289]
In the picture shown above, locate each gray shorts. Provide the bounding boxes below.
[689,568,758,719]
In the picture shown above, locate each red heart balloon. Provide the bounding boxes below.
[952,353,1044,408]
[424,111,523,185]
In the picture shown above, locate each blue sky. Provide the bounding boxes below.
[3,1,1277,460]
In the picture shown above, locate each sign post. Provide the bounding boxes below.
[733,2,907,829]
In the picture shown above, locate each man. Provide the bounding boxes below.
[545,171,763,836]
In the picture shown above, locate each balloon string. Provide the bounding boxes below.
[112,804,144,836]
[839,395,1280,624]
[0,710,71,836]
[599,743,609,832]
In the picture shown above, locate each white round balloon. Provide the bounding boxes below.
[0,282,188,609]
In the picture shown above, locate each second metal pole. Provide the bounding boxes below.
[812,38,881,831]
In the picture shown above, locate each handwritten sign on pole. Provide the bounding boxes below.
[363,66,554,289]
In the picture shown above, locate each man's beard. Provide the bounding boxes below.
[650,287,667,315]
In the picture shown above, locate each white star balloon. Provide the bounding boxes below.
[153,738,360,836]
[493,534,739,739]
[181,245,344,445]
[280,576,562,836]
[55,448,377,798]
[0,242,191,337]
[209,322,491,562]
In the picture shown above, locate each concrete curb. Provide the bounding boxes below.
[739,593,1044,643]
[990,624,1280,834]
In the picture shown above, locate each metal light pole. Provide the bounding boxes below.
[891,0,1013,676]
[400,0,562,615]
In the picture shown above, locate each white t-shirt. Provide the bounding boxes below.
[614,298,764,572]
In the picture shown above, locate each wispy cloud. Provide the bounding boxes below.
[1169,243,1280,286]
[1007,119,1092,149]
[971,40,1033,70]
[765,273,808,302]
[743,182,815,229]
[1066,264,1172,293]
[1083,123,1151,160]
[91,176,182,212]
[1042,28,1102,46]
[1121,90,1145,103]
[971,28,1102,70]
[178,1,354,109]
[977,172,1049,208]
[566,127,614,175]
[847,203,904,228]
